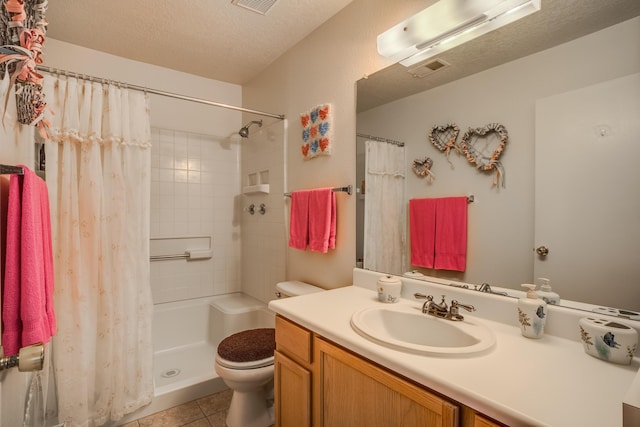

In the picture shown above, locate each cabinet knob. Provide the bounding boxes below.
[535,246,549,257]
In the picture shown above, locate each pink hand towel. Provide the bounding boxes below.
[409,198,437,268]
[434,196,468,271]
[288,190,311,250]
[308,188,336,253]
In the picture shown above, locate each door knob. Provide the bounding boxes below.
[535,246,549,257]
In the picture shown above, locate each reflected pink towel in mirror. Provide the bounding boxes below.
[409,196,467,272]
[409,198,437,268]
[434,196,467,271]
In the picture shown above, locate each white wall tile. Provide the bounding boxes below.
[150,128,242,304]
[241,121,287,303]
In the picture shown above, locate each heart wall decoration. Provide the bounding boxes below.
[428,123,460,169]
[300,103,333,160]
[412,157,435,183]
[460,123,508,188]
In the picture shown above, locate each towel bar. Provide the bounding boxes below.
[0,343,44,372]
[284,185,352,197]
[149,254,189,261]
[149,249,213,262]
[0,164,25,175]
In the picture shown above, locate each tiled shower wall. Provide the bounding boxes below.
[240,121,287,303]
[150,128,241,304]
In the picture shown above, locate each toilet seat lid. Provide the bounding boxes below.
[217,328,275,368]
[216,354,274,370]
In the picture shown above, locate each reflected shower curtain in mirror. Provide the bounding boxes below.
[363,140,406,275]
[42,75,153,426]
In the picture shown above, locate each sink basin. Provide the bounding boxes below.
[350,304,496,356]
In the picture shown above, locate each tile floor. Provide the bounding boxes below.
[122,389,232,427]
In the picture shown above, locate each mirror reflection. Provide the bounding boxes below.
[356,4,640,313]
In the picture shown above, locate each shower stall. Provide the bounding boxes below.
[118,118,287,421]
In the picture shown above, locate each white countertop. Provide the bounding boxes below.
[269,282,640,426]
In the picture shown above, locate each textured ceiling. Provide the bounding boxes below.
[357,0,640,112]
[45,0,354,85]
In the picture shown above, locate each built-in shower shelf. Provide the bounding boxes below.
[243,184,270,194]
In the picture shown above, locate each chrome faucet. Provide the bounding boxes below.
[414,293,436,314]
[476,282,508,296]
[477,283,491,292]
[414,294,475,321]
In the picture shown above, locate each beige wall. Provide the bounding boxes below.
[243,0,431,289]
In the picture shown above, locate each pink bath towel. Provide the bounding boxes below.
[3,173,23,356]
[2,166,56,356]
[409,198,437,268]
[308,188,336,253]
[434,196,468,271]
[288,189,311,250]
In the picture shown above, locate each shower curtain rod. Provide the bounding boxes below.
[35,65,286,120]
[356,132,405,147]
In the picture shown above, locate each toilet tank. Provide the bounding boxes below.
[210,293,275,346]
[275,280,324,298]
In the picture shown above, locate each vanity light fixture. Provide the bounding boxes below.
[377,0,541,68]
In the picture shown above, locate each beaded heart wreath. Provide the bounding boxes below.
[460,123,508,188]
[428,123,460,168]
[412,157,434,183]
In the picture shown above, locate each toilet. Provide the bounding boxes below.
[214,281,324,427]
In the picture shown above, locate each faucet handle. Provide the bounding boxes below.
[414,293,432,301]
[451,300,475,312]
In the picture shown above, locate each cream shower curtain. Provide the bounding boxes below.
[363,140,406,275]
[43,76,153,426]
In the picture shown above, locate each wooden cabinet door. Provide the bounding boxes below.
[274,349,311,427]
[314,337,458,427]
[474,414,503,427]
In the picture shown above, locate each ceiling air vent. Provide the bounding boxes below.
[231,0,278,15]
[408,59,450,78]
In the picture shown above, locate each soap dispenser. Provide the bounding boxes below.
[537,277,560,305]
[518,284,547,339]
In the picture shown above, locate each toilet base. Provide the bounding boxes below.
[226,385,274,427]
[215,357,274,427]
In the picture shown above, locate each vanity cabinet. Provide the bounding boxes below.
[274,315,314,427]
[471,415,503,427]
[274,315,505,427]
[274,351,312,426]
[314,336,458,426]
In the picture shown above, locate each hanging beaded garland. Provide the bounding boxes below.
[0,0,49,138]
[428,123,459,168]
[460,123,508,188]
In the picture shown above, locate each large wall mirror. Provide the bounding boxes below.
[356,0,640,313]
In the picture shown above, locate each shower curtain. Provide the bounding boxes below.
[363,140,406,275]
[42,75,154,426]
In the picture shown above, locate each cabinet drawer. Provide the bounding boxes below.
[276,315,313,364]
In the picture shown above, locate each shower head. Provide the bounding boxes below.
[239,120,263,138]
